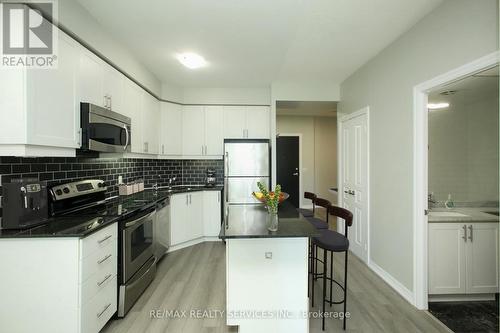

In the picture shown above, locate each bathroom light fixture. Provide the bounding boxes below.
[427,102,450,110]
[176,52,207,69]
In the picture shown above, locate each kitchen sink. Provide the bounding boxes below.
[428,211,469,218]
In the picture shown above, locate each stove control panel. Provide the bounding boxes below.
[50,179,107,201]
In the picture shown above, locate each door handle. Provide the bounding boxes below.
[462,224,467,242]
[123,124,129,151]
[292,172,299,176]
[468,225,473,242]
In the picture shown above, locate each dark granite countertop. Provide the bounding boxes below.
[0,185,224,239]
[0,215,119,238]
[220,201,320,239]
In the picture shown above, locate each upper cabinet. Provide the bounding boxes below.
[159,102,183,156]
[0,29,81,156]
[102,64,124,112]
[78,50,125,113]
[182,106,205,156]
[181,106,224,158]
[141,93,160,155]
[122,79,143,154]
[223,106,270,139]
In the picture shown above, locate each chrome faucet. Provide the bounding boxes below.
[428,193,437,208]
[168,175,177,189]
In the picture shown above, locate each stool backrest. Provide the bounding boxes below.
[327,205,353,237]
[304,192,317,213]
[314,198,331,223]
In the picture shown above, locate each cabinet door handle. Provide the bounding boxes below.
[186,195,189,205]
[462,224,467,242]
[468,225,473,242]
[109,95,112,110]
[97,274,112,287]
[97,254,112,265]
[98,235,112,244]
[104,95,108,108]
[162,144,165,155]
[97,303,112,318]
[189,194,192,204]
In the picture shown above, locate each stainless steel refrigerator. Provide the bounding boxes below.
[224,139,270,207]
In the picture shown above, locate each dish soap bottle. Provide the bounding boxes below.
[445,193,454,209]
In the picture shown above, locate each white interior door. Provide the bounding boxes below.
[340,109,369,263]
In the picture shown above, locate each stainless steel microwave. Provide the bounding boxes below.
[80,103,131,153]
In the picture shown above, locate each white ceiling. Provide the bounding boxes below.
[276,101,337,117]
[429,66,499,104]
[77,0,443,89]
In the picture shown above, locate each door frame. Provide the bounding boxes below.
[276,133,303,208]
[413,51,499,310]
[338,106,370,265]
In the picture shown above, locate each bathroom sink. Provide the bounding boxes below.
[428,211,468,218]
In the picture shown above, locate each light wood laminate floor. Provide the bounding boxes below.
[102,241,450,333]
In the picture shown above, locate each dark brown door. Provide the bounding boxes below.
[277,136,300,207]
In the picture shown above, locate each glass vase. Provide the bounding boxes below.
[267,209,279,232]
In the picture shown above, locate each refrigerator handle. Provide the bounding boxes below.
[225,151,229,175]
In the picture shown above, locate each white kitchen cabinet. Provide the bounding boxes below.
[189,192,204,239]
[170,193,190,246]
[141,93,160,154]
[0,223,117,333]
[102,63,124,112]
[205,106,224,156]
[122,79,143,154]
[465,223,499,294]
[159,102,183,155]
[246,106,270,139]
[428,222,499,295]
[182,106,206,156]
[203,191,222,237]
[223,106,270,139]
[170,191,222,248]
[78,48,104,107]
[0,29,80,156]
[223,106,247,139]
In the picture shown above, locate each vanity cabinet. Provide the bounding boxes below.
[170,191,222,248]
[428,222,499,295]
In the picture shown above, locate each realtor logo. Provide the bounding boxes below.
[1,0,58,68]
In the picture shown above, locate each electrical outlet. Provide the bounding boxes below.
[118,175,123,184]
[265,252,272,259]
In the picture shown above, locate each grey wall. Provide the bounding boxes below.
[339,0,498,290]
[429,93,499,204]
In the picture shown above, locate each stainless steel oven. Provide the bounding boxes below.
[80,103,131,153]
[118,207,156,317]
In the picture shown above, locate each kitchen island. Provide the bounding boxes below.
[220,201,319,333]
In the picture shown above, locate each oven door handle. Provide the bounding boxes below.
[123,124,130,151]
[125,211,155,228]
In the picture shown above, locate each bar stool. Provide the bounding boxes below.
[307,198,331,298]
[297,192,316,217]
[311,205,353,331]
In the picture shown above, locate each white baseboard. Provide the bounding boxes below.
[429,294,496,302]
[168,236,222,253]
[368,260,415,305]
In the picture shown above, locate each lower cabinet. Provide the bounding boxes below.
[170,191,222,247]
[428,222,499,295]
[0,223,117,333]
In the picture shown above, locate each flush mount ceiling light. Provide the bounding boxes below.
[176,53,207,69]
[427,102,450,110]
